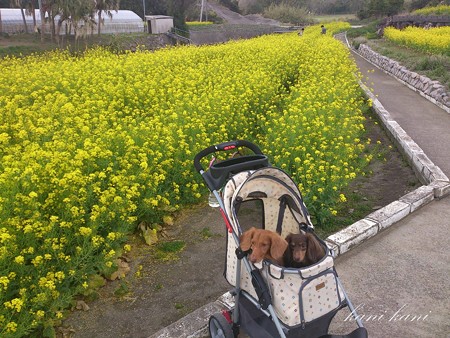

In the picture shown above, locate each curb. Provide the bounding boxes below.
[150,34,450,338]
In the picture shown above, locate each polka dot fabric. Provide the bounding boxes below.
[221,167,342,327]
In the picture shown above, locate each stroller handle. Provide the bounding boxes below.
[193,140,263,173]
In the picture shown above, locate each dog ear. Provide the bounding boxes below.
[285,233,293,244]
[240,227,256,251]
[306,233,325,263]
[270,233,288,260]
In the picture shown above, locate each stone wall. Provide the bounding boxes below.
[357,43,450,113]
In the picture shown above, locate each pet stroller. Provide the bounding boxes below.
[194,140,368,338]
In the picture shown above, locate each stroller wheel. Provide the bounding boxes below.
[208,313,234,338]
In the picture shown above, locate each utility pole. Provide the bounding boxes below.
[142,0,146,32]
[37,0,44,42]
[142,0,146,19]
[199,0,205,22]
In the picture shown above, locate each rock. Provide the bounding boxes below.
[76,300,90,311]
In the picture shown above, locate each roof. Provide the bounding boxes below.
[145,15,173,20]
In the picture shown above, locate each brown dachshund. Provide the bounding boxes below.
[240,227,288,266]
[283,232,325,268]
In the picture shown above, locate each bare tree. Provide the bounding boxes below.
[24,0,38,32]
[11,0,29,33]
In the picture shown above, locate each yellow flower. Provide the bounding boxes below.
[6,321,17,332]
[4,298,24,312]
[15,255,25,264]
[79,227,92,237]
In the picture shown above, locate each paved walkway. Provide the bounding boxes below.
[354,47,450,176]
[151,42,450,338]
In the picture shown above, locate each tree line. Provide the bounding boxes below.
[1,0,122,41]
[1,0,448,40]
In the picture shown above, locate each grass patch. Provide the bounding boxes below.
[174,303,184,310]
[313,13,358,24]
[363,39,450,91]
[113,281,130,297]
[346,20,380,40]
[200,227,213,239]
[153,240,186,261]
[0,32,153,58]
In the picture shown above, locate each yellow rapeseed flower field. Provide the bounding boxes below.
[384,26,450,56]
[412,4,450,15]
[0,23,370,336]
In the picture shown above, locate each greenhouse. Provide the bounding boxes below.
[0,8,144,34]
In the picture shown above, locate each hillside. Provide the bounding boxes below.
[207,0,281,25]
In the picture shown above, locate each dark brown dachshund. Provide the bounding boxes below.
[240,227,288,266]
[283,232,325,268]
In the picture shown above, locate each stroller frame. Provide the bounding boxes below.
[194,140,368,338]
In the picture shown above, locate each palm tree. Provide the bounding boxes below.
[94,0,119,36]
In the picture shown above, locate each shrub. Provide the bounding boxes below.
[352,36,368,49]
[263,3,314,25]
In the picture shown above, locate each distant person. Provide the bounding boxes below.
[321,25,326,35]
[298,27,304,36]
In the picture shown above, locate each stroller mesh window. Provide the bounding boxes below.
[234,199,265,232]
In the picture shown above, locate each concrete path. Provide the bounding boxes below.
[330,197,450,338]
[354,48,450,176]
[150,40,450,338]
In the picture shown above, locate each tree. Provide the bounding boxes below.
[119,0,169,19]
[408,0,450,10]
[54,0,94,42]
[11,0,29,33]
[94,0,119,35]
[166,0,196,30]
[24,0,37,32]
[358,0,404,19]
[386,0,404,16]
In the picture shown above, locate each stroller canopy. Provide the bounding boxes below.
[223,167,313,237]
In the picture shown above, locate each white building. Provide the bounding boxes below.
[145,15,174,34]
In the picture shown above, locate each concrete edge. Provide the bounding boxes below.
[150,35,450,338]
